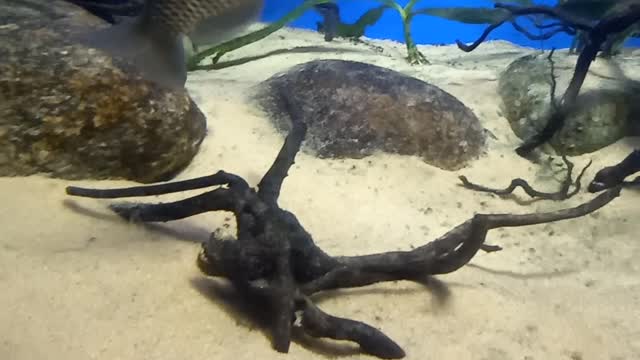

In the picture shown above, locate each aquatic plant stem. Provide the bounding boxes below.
[187,0,437,70]
[187,0,333,70]
[381,0,429,64]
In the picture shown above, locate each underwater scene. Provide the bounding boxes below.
[1,0,639,359]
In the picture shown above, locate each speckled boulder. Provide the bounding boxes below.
[0,0,206,183]
[498,52,640,155]
[253,59,486,171]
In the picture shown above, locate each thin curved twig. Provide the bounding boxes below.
[459,156,591,201]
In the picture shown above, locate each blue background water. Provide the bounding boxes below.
[261,0,640,49]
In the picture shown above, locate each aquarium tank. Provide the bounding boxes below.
[1,0,639,360]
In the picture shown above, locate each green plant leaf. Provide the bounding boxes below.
[376,0,406,15]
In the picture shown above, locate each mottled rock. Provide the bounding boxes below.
[253,59,486,170]
[498,52,640,155]
[0,0,206,183]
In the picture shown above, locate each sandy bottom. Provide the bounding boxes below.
[2,26,639,360]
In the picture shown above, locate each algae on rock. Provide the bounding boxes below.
[498,53,639,155]
[253,59,487,171]
[0,0,207,183]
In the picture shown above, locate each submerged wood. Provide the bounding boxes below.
[66,96,622,358]
[589,149,640,192]
[459,156,591,201]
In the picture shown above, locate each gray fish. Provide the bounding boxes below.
[188,3,262,47]
[79,0,264,89]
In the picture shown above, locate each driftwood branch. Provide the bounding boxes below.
[66,101,622,358]
[459,156,591,201]
[589,149,640,192]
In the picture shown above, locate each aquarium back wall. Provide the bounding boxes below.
[261,0,640,49]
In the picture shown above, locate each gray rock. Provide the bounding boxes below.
[498,52,640,155]
[253,59,486,171]
[0,0,207,183]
